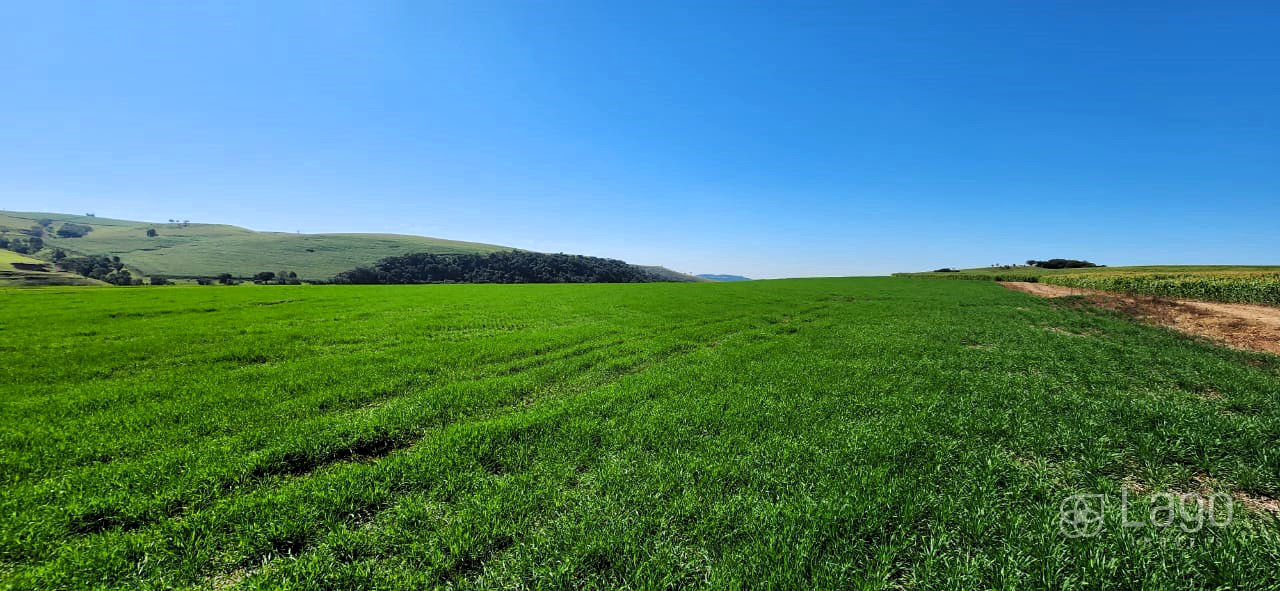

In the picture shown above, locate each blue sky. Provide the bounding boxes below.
[3,1,1277,278]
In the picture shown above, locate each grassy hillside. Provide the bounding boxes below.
[0,210,509,280]
[3,279,1279,588]
[0,249,106,287]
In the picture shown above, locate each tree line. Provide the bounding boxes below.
[56,255,141,285]
[1026,259,1100,269]
[332,251,669,284]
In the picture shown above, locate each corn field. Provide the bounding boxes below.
[1042,271,1280,306]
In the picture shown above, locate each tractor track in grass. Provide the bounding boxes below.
[1001,281,1280,355]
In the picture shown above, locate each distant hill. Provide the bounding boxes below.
[636,266,708,283]
[0,210,509,280]
[697,274,751,282]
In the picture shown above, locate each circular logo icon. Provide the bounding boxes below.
[1059,494,1105,538]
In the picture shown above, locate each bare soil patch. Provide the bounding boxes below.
[1001,282,1280,355]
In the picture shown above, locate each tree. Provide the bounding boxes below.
[271,270,300,285]
[196,278,213,285]
[149,275,172,286]
[216,273,237,285]
[58,254,126,282]
[52,249,66,262]
[37,218,53,227]
[1030,259,1098,269]
[56,223,93,238]
[103,269,133,286]
[146,228,158,237]
[253,271,276,283]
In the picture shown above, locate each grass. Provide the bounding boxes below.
[0,210,510,280]
[2,278,1279,589]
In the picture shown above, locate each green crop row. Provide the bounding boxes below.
[891,270,1045,282]
[1042,272,1280,306]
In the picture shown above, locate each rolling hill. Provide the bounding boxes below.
[0,249,106,287]
[0,210,510,280]
[0,210,701,284]
[636,265,710,283]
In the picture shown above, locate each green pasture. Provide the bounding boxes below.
[2,279,1278,589]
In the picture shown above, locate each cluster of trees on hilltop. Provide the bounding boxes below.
[1026,259,1101,269]
[332,251,666,284]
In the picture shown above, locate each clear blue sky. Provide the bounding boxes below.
[3,1,1277,278]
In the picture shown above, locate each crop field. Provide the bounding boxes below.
[897,266,1280,306]
[1042,272,1280,307]
[3,279,1280,589]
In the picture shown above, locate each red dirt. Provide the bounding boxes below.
[1000,282,1280,356]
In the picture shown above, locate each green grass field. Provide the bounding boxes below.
[3,279,1279,589]
[0,211,510,280]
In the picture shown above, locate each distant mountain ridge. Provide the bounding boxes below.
[697,274,751,282]
[636,266,709,283]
